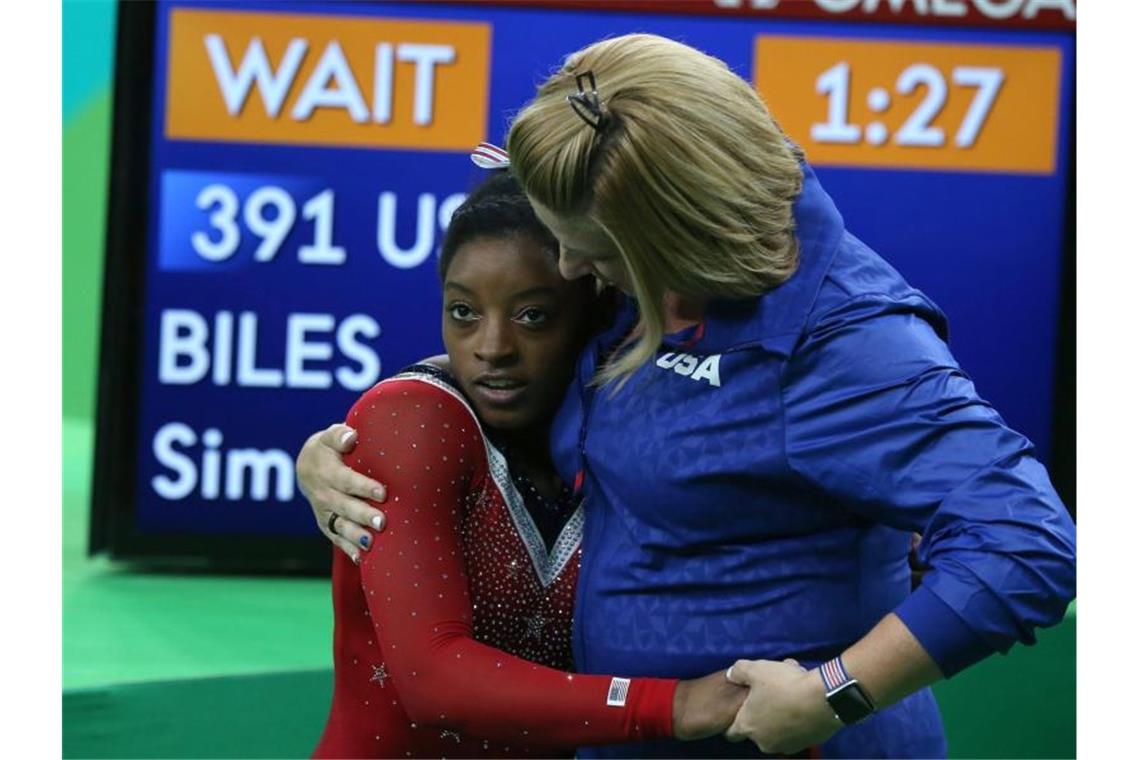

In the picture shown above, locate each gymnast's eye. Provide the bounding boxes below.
[515,307,551,328]
[447,303,477,322]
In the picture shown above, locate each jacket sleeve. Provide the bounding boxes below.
[781,295,1076,677]
[344,379,676,750]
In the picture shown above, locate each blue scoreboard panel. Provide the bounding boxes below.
[93,0,1075,568]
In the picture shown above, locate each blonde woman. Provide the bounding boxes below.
[299,34,1076,758]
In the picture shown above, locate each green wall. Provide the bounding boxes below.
[62,0,115,423]
[63,91,112,423]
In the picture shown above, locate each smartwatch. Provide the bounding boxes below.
[819,656,876,726]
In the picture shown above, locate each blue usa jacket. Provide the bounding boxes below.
[550,163,1076,758]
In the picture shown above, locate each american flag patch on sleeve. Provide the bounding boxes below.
[606,677,631,707]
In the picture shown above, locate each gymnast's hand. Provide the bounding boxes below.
[672,668,749,741]
[296,422,388,561]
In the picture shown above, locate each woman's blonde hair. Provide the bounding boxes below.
[507,33,803,387]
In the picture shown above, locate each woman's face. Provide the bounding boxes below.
[529,198,634,294]
[442,234,594,432]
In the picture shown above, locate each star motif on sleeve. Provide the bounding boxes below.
[525,614,545,640]
[370,663,389,687]
[441,729,461,743]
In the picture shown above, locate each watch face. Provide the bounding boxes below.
[829,681,875,725]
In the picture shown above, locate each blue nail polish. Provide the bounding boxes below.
[359,535,370,548]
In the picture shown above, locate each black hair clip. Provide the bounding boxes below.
[566,70,607,133]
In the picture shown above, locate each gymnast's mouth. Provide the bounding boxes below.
[472,374,528,405]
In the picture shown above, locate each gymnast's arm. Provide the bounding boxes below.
[344,379,741,750]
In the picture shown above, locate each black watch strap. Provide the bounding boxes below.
[820,656,876,726]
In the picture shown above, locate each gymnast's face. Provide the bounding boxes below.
[442,234,593,433]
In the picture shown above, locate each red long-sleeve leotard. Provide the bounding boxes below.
[313,369,676,758]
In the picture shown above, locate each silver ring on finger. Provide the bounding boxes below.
[327,512,340,535]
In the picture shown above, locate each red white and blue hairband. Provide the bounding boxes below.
[471,141,510,169]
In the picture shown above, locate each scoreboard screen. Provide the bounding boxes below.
[93,0,1075,568]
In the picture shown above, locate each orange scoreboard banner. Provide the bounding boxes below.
[165,8,492,150]
[754,36,1061,174]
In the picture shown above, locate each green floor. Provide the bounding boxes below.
[63,417,338,757]
[63,417,333,691]
[63,416,1075,758]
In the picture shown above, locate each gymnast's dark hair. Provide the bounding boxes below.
[438,170,560,279]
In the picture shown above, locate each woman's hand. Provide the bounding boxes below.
[296,423,388,561]
[724,659,841,755]
[672,668,749,741]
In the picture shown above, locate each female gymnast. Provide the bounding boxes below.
[311,168,743,758]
